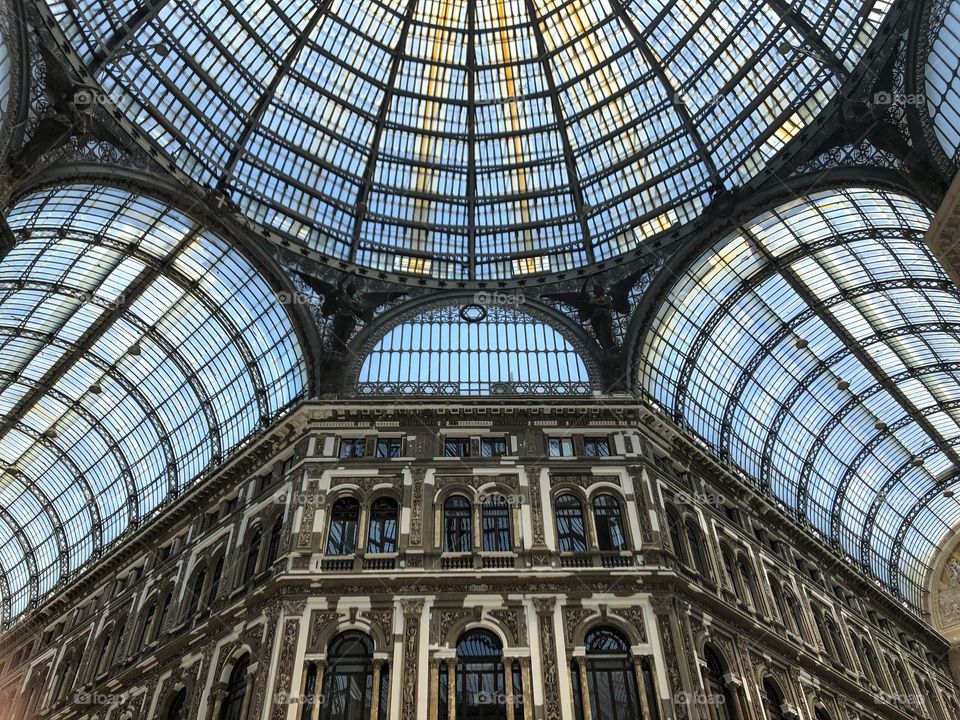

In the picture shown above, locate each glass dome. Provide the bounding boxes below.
[926,0,960,164]
[0,183,306,623]
[49,0,891,279]
[639,186,960,610]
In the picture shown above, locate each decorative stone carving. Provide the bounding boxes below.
[435,474,521,491]
[563,606,595,644]
[309,610,343,651]
[656,613,689,720]
[533,598,561,720]
[409,467,426,547]
[297,480,320,549]
[270,618,301,720]
[613,608,648,643]
[489,607,527,646]
[525,465,545,546]
[330,475,401,499]
[432,606,479,645]
[400,600,424,720]
[364,608,395,649]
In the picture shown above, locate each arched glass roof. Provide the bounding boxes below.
[49,0,891,279]
[355,301,593,395]
[0,183,306,623]
[639,187,960,610]
[926,0,960,163]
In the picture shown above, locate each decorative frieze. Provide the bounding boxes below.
[533,597,562,720]
[400,599,424,720]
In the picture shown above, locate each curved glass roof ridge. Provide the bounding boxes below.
[639,187,960,610]
[0,183,306,623]
[48,0,891,279]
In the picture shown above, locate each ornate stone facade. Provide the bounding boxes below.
[0,401,956,720]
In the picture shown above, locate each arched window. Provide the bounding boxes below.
[760,678,785,720]
[110,618,127,665]
[220,655,250,720]
[154,592,173,641]
[167,687,188,720]
[721,546,741,599]
[666,507,687,566]
[187,569,206,618]
[737,556,761,611]
[768,576,788,626]
[326,499,360,555]
[556,494,588,553]
[592,495,626,551]
[94,630,112,678]
[367,497,399,553]
[442,629,506,720]
[574,627,644,720]
[265,516,283,567]
[824,617,847,663]
[208,556,224,606]
[56,653,77,699]
[138,603,156,649]
[481,495,512,552]
[243,529,262,582]
[444,496,473,552]
[784,592,804,640]
[814,708,831,720]
[685,521,709,576]
[355,303,593,396]
[321,632,377,720]
[703,647,737,720]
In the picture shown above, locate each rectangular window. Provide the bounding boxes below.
[480,437,507,457]
[339,439,366,458]
[583,436,610,457]
[376,437,403,458]
[548,438,574,457]
[443,438,471,457]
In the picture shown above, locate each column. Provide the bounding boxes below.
[631,656,653,720]
[519,658,534,720]
[370,659,384,720]
[446,658,457,720]
[400,599,425,720]
[533,597,562,719]
[574,656,591,719]
[310,661,326,720]
[208,685,228,720]
[723,674,747,720]
[428,659,441,720]
[504,659,516,720]
[237,670,255,720]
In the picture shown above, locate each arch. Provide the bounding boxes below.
[636,185,960,609]
[0,182,307,623]
[325,497,361,557]
[702,645,738,720]
[760,676,786,720]
[165,686,188,720]
[591,494,628,552]
[555,493,588,554]
[320,631,381,720]
[264,515,284,569]
[348,296,599,396]
[685,520,709,577]
[443,495,473,553]
[665,505,688,567]
[220,653,251,720]
[443,629,507,720]
[916,0,960,168]
[480,494,513,553]
[367,496,399,554]
[572,626,645,720]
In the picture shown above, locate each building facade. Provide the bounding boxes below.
[0,400,956,720]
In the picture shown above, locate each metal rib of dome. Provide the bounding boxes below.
[0,183,306,624]
[48,0,891,279]
[639,187,960,611]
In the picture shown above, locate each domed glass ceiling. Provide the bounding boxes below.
[0,183,306,623]
[926,0,960,163]
[49,0,891,279]
[639,187,960,610]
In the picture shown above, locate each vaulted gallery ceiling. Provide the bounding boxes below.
[0,0,956,627]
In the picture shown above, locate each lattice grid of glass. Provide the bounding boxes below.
[639,187,960,610]
[0,183,306,623]
[356,303,591,395]
[47,0,890,278]
[926,0,960,163]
